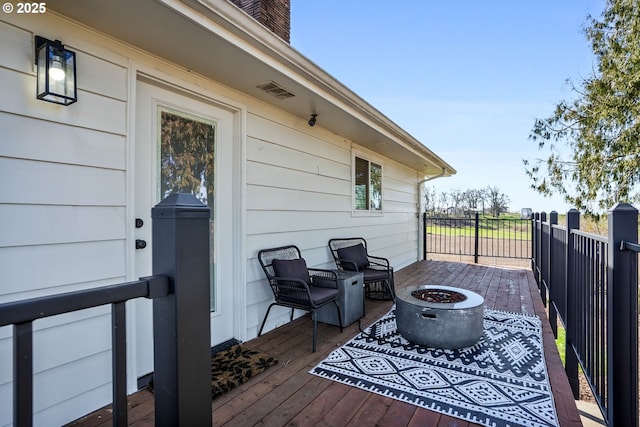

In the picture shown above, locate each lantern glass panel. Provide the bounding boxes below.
[35,37,77,105]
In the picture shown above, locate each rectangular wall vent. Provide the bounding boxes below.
[256,81,295,99]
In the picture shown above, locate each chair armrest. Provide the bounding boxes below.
[308,268,339,288]
[271,277,312,293]
[367,255,390,268]
[336,258,360,272]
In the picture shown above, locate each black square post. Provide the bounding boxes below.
[607,202,638,427]
[547,211,558,337]
[539,211,547,305]
[564,208,580,399]
[152,193,212,426]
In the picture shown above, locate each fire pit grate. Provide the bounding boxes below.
[410,288,467,304]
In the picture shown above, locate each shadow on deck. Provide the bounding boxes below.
[69,260,583,426]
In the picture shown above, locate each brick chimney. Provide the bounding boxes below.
[230,0,290,42]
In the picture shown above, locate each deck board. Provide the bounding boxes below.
[67,260,582,426]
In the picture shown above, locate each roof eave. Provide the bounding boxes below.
[48,0,456,176]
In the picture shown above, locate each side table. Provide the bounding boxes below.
[316,270,364,327]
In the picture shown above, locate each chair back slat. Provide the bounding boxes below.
[328,238,367,269]
[258,245,302,280]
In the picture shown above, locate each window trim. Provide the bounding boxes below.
[352,152,384,215]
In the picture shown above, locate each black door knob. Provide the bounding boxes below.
[135,239,147,249]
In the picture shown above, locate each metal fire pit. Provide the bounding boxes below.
[396,285,484,349]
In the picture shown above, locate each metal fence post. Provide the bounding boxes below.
[548,211,558,337]
[532,212,538,274]
[607,203,638,427]
[474,212,479,264]
[152,193,212,426]
[423,212,427,261]
[540,212,547,305]
[564,209,580,399]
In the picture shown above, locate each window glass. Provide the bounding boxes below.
[354,156,382,212]
[370,162,382,210]
[355,157,369,210]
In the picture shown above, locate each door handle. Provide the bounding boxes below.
[136,239,147,249]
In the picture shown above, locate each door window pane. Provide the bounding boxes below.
[159,109,217,311]
[159,110,215,204]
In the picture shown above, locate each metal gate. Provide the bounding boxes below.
[423,212,531,262]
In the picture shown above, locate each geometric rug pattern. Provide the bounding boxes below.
[310,307,558,427]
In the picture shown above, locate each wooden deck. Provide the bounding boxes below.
[69,260,583,426]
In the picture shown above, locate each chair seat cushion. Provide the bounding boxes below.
[337,244,370,271]
[362,267,390,282]
[279,285,338,306]
[309,286,339,305]
[272,258,311,284]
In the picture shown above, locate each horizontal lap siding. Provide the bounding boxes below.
[245,113,421,336]
[0,241,127,298]
[381,164,421,268]
[1,11,428,425]
[0,16,129,427]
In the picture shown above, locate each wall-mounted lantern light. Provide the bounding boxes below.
[35,36,77,105]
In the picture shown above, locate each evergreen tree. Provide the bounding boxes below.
[525,0,640,214]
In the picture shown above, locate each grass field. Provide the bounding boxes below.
[425,224,531,240]
[425,214,531,240]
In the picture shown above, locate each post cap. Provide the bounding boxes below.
[152,193,210,219]
[608,202,638,214]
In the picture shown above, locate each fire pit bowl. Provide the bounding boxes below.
[396,285,484,349]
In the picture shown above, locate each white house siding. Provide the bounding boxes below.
[244,110,421,337]
[0,9,426,427]
[0,13,131,427]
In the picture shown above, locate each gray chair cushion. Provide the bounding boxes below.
[362,267,390,281]
[337,244,370,271]
[272,258,311,284]
[309,287,339,305]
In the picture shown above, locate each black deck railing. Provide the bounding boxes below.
[0,193,213,427]
[532,204,639,427]
[1,277,169,426]
[423,212,531,262]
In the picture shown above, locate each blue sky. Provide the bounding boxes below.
[290,1,605,213]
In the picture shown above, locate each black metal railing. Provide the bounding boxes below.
[571,228,609,415]
[1,277,169,426]
[0,193,213,427]
[423,212,531,262]
[531,205,638,427]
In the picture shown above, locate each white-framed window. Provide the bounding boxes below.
[353,155,383,212]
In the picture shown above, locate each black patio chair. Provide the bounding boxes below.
[257,245,343,352]
[328,238,395,301]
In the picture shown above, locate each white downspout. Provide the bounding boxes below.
[417,168,448,261]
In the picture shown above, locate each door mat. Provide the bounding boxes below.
[149,344,278,399]
[310,307,558,427]
[211,344,278,399]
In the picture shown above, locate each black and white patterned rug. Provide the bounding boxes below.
[309,307,558,427]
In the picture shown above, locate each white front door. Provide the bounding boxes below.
[134,79,236,378]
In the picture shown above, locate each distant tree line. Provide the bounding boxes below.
[423,185,510,217]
